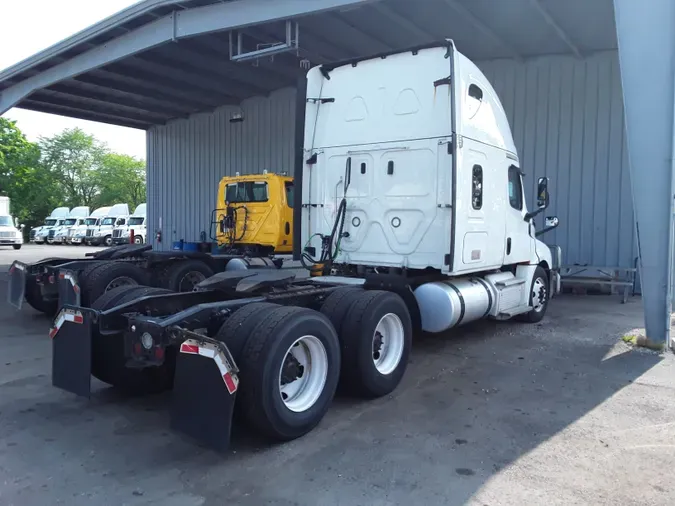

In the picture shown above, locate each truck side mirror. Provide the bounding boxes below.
[537,177,549,209]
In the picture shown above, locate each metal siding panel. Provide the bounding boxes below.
[146,87,296,251]
[478,51,634,268]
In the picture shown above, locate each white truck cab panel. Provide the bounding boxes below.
[302,42,560,331]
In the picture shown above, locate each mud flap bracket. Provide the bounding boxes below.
[51,306,94,398]
[170,334,239,452]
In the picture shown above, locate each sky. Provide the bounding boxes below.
[0,0,146,159]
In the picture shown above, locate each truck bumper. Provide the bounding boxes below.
[88,238,103,245]
[112,238,130,245]
[0,239,22,246]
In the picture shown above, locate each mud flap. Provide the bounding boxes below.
[51,306,94,398]
[7,261,27,309]
[170,337,239,452]
[57,269,81,307]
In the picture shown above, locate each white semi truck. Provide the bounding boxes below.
[48,42,561,452]
[50,206,90,244]
[70,206,111,245]
[32,207,70,243]
[0,197,24,250]
[85,204,129,246]
[112,203,146,245]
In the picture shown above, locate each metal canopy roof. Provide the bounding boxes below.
[0,0,618,130]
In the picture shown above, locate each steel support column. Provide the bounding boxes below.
[614,0,675,349]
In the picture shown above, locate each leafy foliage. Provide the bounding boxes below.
[0,119,146,234]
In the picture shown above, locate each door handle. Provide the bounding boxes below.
[506,237,512,255]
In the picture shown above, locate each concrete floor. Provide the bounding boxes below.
[0,248,673,505]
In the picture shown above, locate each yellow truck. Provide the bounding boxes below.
[214,171,294,256]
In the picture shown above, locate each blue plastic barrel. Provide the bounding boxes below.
[172,240,184,251]
[183,242,200,252]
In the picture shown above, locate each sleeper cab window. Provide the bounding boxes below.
[466,84,483,119]
[472,165,483,210]
[508,165,523,211]
[285,181,294,208]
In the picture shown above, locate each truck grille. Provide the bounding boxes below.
[48,230,56,238]
[0,231,13,238]
[30,229,36,239]
[113,229,122,238]
[86,229,94,237]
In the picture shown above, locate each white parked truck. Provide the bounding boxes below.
[0,197,24,250]
[87,203,129,247]
[112,203,146,245]
[51,206,90,244]
[71,206,111,245]
[32,207,70,243]
[47,42,561,453]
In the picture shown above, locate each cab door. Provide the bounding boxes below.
[503,165,532,264]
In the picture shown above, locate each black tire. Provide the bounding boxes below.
[320,286,364,334]
[163,260,214,292]
[214,302,280,362]
[24,278,57,316]
[12,244,21,250]
[103,235,113,247]
[340,291,412,399]
[239,306,340,441]
[516,266,549,323]
[91,285,174,394]
[80,262,149,307]
[133,236,143,244]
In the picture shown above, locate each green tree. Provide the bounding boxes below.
[95,153,146,209]
[38,128,106,207]
[0,117,60,231]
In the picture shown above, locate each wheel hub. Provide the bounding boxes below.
[278,335,328,413]
[532,277,547,311]
[372,313,405,375]
[280,353,305,386]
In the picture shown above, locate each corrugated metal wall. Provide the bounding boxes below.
[479,50,636,268]
[147,87,296,247]
[147,50,635,268]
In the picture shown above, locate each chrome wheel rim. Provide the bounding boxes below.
[372,313,405,375]
[178,271,207,292]
[279,335,328,413]
[532,277,547,312]
[104,276,137,292]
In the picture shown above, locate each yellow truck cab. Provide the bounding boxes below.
[215,171,294,255]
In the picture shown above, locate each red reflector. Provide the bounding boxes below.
[59,273,65,279]
[133,343,142,356]
[154,347,165,360]
[9,266,14,274]
[48,275,55,284]
[223,373,237,394]
[180,343,200,355]
[73,314,84,324]
[49,327,57,339]
[73,285,80,294]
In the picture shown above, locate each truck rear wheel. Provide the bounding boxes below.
[80,262,149,307]
[516,266,549,323]
[340,291,412,398]
[91,285,175,394]
[214,302,279,362]
[320,286,364,334]
[25,278,57,316]
[239,306,340,441]
[162,260,214,292]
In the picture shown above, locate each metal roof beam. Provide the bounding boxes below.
[75,71,209,110]
[0,0,380,115]
[46,82,184,118]
[370,3,435,44]
[29,89,167,124]
[19,99,153,130]
[439,0,523,61]
[528,0,582,58]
